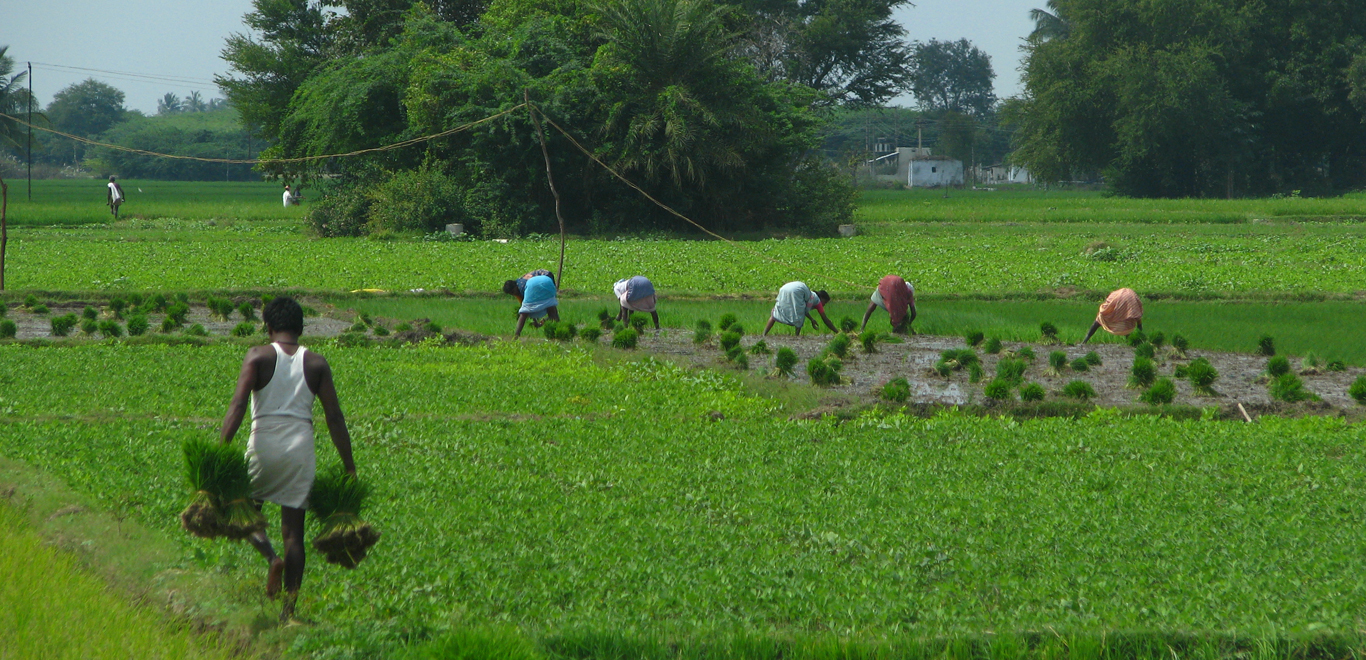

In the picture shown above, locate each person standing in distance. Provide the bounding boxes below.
[219,296,356,625]
[107,175,124,218]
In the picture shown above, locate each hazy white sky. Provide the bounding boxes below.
[7,0,1037,114]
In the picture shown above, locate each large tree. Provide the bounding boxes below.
[1010,0,1366,197]
[45,79,126,163]
[906,38,996,118]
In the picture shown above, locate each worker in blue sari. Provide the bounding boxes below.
[505,273,560,338]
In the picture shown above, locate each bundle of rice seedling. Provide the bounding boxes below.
[612,327,638,349]
[1129,357,1156,388]
[1265,356,1290,377]
[1019,382,1046,402]
[1084,351,1102,366]
[725,346,749,370]
[880,378,910,403]
[309,468,380,569]
[839,317,857,333]
[630,315,648,332]
[180,438,265,540]
[580,327,602,343]
[1049,350,1070,374]
[719,331,742,352]
[0,320,15,339]
[693,320,713,345]
[964,330,984,347]
[1062,380,1097,400]
[1015,346,1036,361]
[860,332,879,354]
[749,340,771,355]
[1070,358,1089,372]
[983,338,1002,354]
[1257,335,1276,356]
[825,334,851,359]
[773,347,798,377]
[996,358,1027,386]
[1140,378,1176,405]
[983,378,1013,401]
[1148,331,1166,348]
[1134,343,1155,359]
[718,313,738,331]
[1126,331,1147,347]
[1349,376,1366,405]
[1170,334,1189,356]
[1039,322,1059,344]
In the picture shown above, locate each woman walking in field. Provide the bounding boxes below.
[613,275,660,331]
[106,175,124,219]
[219,296,356,625]
[860,275,916,334]
[1082,287,1144,344]
[763,281,837,336]
[508,273,560,338]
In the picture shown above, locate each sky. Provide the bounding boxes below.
[6,0,1038,114]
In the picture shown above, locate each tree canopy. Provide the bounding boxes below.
[907,39,996,118]
[45,79,125,163]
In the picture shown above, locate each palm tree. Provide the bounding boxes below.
[1029,1,1070,42]
[592,0,750,187]
[157,92,183,115]
[185,90,207,112]
[0,46,35,151]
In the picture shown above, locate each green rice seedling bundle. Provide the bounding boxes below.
[1257,335,1276,356]
[996,358,1026,386]
[826,334,851,359]
[50,314,77,337]
[630,315,648,332]
[185,324,208,337]
[1062,380,1097,400]
[23,294,38,308]
[1070,358,1089,372]
[1266,356,1290,377]
[372,326,390,337]
[807,356,842,387]
[356,311,371,326]
[773,347,798,377]
[1046,351,1067,376]
[1134,343,1155,359]
[725,346,749,370]
[719,331,741,352]
[718,313,737,331]
[1187,358,1219,394]
[97,320,123,338]
[206,296,233,321]
[0,305,5,318]
[235,303,256,322]
[165,303,189,326]
[348,321,368,333]
[983,337,1002,354]
[964,330,984,347]
[968,362,984,383]
[160,318,178,333]
[1148,331,1166,348]
[693,320,712,345]
[81,319,98,335]
[1129,357,1156,388]
[1171,334,1189,355]
[1126,331,1147,347]
[309,467,380,569]
[1019,382,1046,402]
[839,316,857,333]
[1350,376,1366,405]
[1173,363,1190,379]
[749,340,771,355]
[880,378,910,403]
[728,323,745,336]
[232,322,258,338]
[1300,352,1323,374]
[1269,373,1315,403]
[423,321,442,334]
[0,320,15,339]
[1039,322,1059,344]
[612,327,638,349]
[31,304,48,315]
[180,438,266,540]
[394,322,413,333]
[145,293,168,313]
[1015,346,1035,361]
[983,378,1013,401]
[580,327,601,343]
[1140,378,1176,405]
[860,332,879,354]
[1327,360,1346,372]
[336,332,369,348]
[126,315,149,336]
[597,308,611,323]
[174,292,189,303]
[109,297,127,319]
[82,305,98,321]
[1084,351,1102,366]
[541,321,577,341]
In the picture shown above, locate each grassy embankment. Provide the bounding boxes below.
[3,342,1366,658]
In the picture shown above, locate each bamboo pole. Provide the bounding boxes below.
[526,91,567,289]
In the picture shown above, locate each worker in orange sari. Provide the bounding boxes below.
[860,275,916,333]
[1081,288,1143,344]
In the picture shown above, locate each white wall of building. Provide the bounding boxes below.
[908,158,964,187]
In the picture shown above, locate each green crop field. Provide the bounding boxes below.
[2,179,305,226]
[3,342,1366,658]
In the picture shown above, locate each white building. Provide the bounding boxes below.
[907,154,964,188]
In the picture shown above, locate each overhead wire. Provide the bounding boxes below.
[30,62,217,87]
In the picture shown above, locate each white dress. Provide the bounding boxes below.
[246,343,316,509]
[108,182,122,203]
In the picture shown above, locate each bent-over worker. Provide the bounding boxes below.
[614,275,659,331]
[861,275,916,334]
[501,269,554,303]
[1082,287,1143,344]
[219,296,356,625]
[509,273,560,338]
[763,281,837,336]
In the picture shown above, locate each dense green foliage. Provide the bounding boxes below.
[1010,0,1366,197]
[95,109,258,181]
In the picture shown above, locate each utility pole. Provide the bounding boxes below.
[26,62,32,200]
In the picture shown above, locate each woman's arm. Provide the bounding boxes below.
[816,308,838,333]
[315,360,356,476]
[860,302,878,331]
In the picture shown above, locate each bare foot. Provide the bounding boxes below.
[279,592,300,625]
[266,557,285,599]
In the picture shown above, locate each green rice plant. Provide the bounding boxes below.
[541,321,577,341]
[128,293,144,307]
[302,305,318,317]
[749,340,771,355]
[1134,343,1155,359]
[180,437,265,540]
[357,312,372,326]
[50,314,77,337]
[82,305,98,321]
[1126,330,1147,347]
[348,321,368,333]
[229,322,255,338]
[983,378,1013,401]
[1015,346,1035,361]
[995,358,1027,386]
[0,320,15,339]
[1129,357,1157,388]
[109,297,127,319]
[336,332,369,348]
[423,321,442,334]
[1187,358,1219,395]
[597,308,611,322]
[693,320,712,345]
[1084,351,1102,366]
[22,294,37,308]
[718,313,737,331]
[184,324,208,337]
[860,332,879,354]
[773,347,798,377]
[125,315,149,337]
[1046,350,1067,376]
[1257,335,1276,356]
[1327,360,1346,372]
[580,327,601,343]
[825,334,851,359]
[983,337,1002,354]
[145,293,168,312]
[968,362,985,383]
[1070,358,1090,372]
[880,378,910,403]
[1173,363,1189,379]
[96,320,123,339]
[719,331,741,352]
[205,296,232,321]
[165,303,189,326]
[630,314,648,332]
[309,466,380,569]
[81,319,97,335]
[728,323,745,336]
[30,304,48,315]
[1300,352,1322,372]
[612,328,638,349]
[174,292,189,303]
[1019,382,1046,402]
[964,330,985,347]
[0,305,5,318]
[239,302,257,322]
[373,326,390,337]
[1062,380,1097,400]
[394,322,413,333]
[935,349,978,377]
[1349,376,1366,405]
[1140,378,1176,405]
[1149,331,1166,348]
[160,318,178,334]
[1266,356,1291,377]
[1039,321,1059,344]
[1269,373,1315,403]
[725,346,749,370]
[807,355,842,386]
[839,316,857,333]
[1171,334,1189,354]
